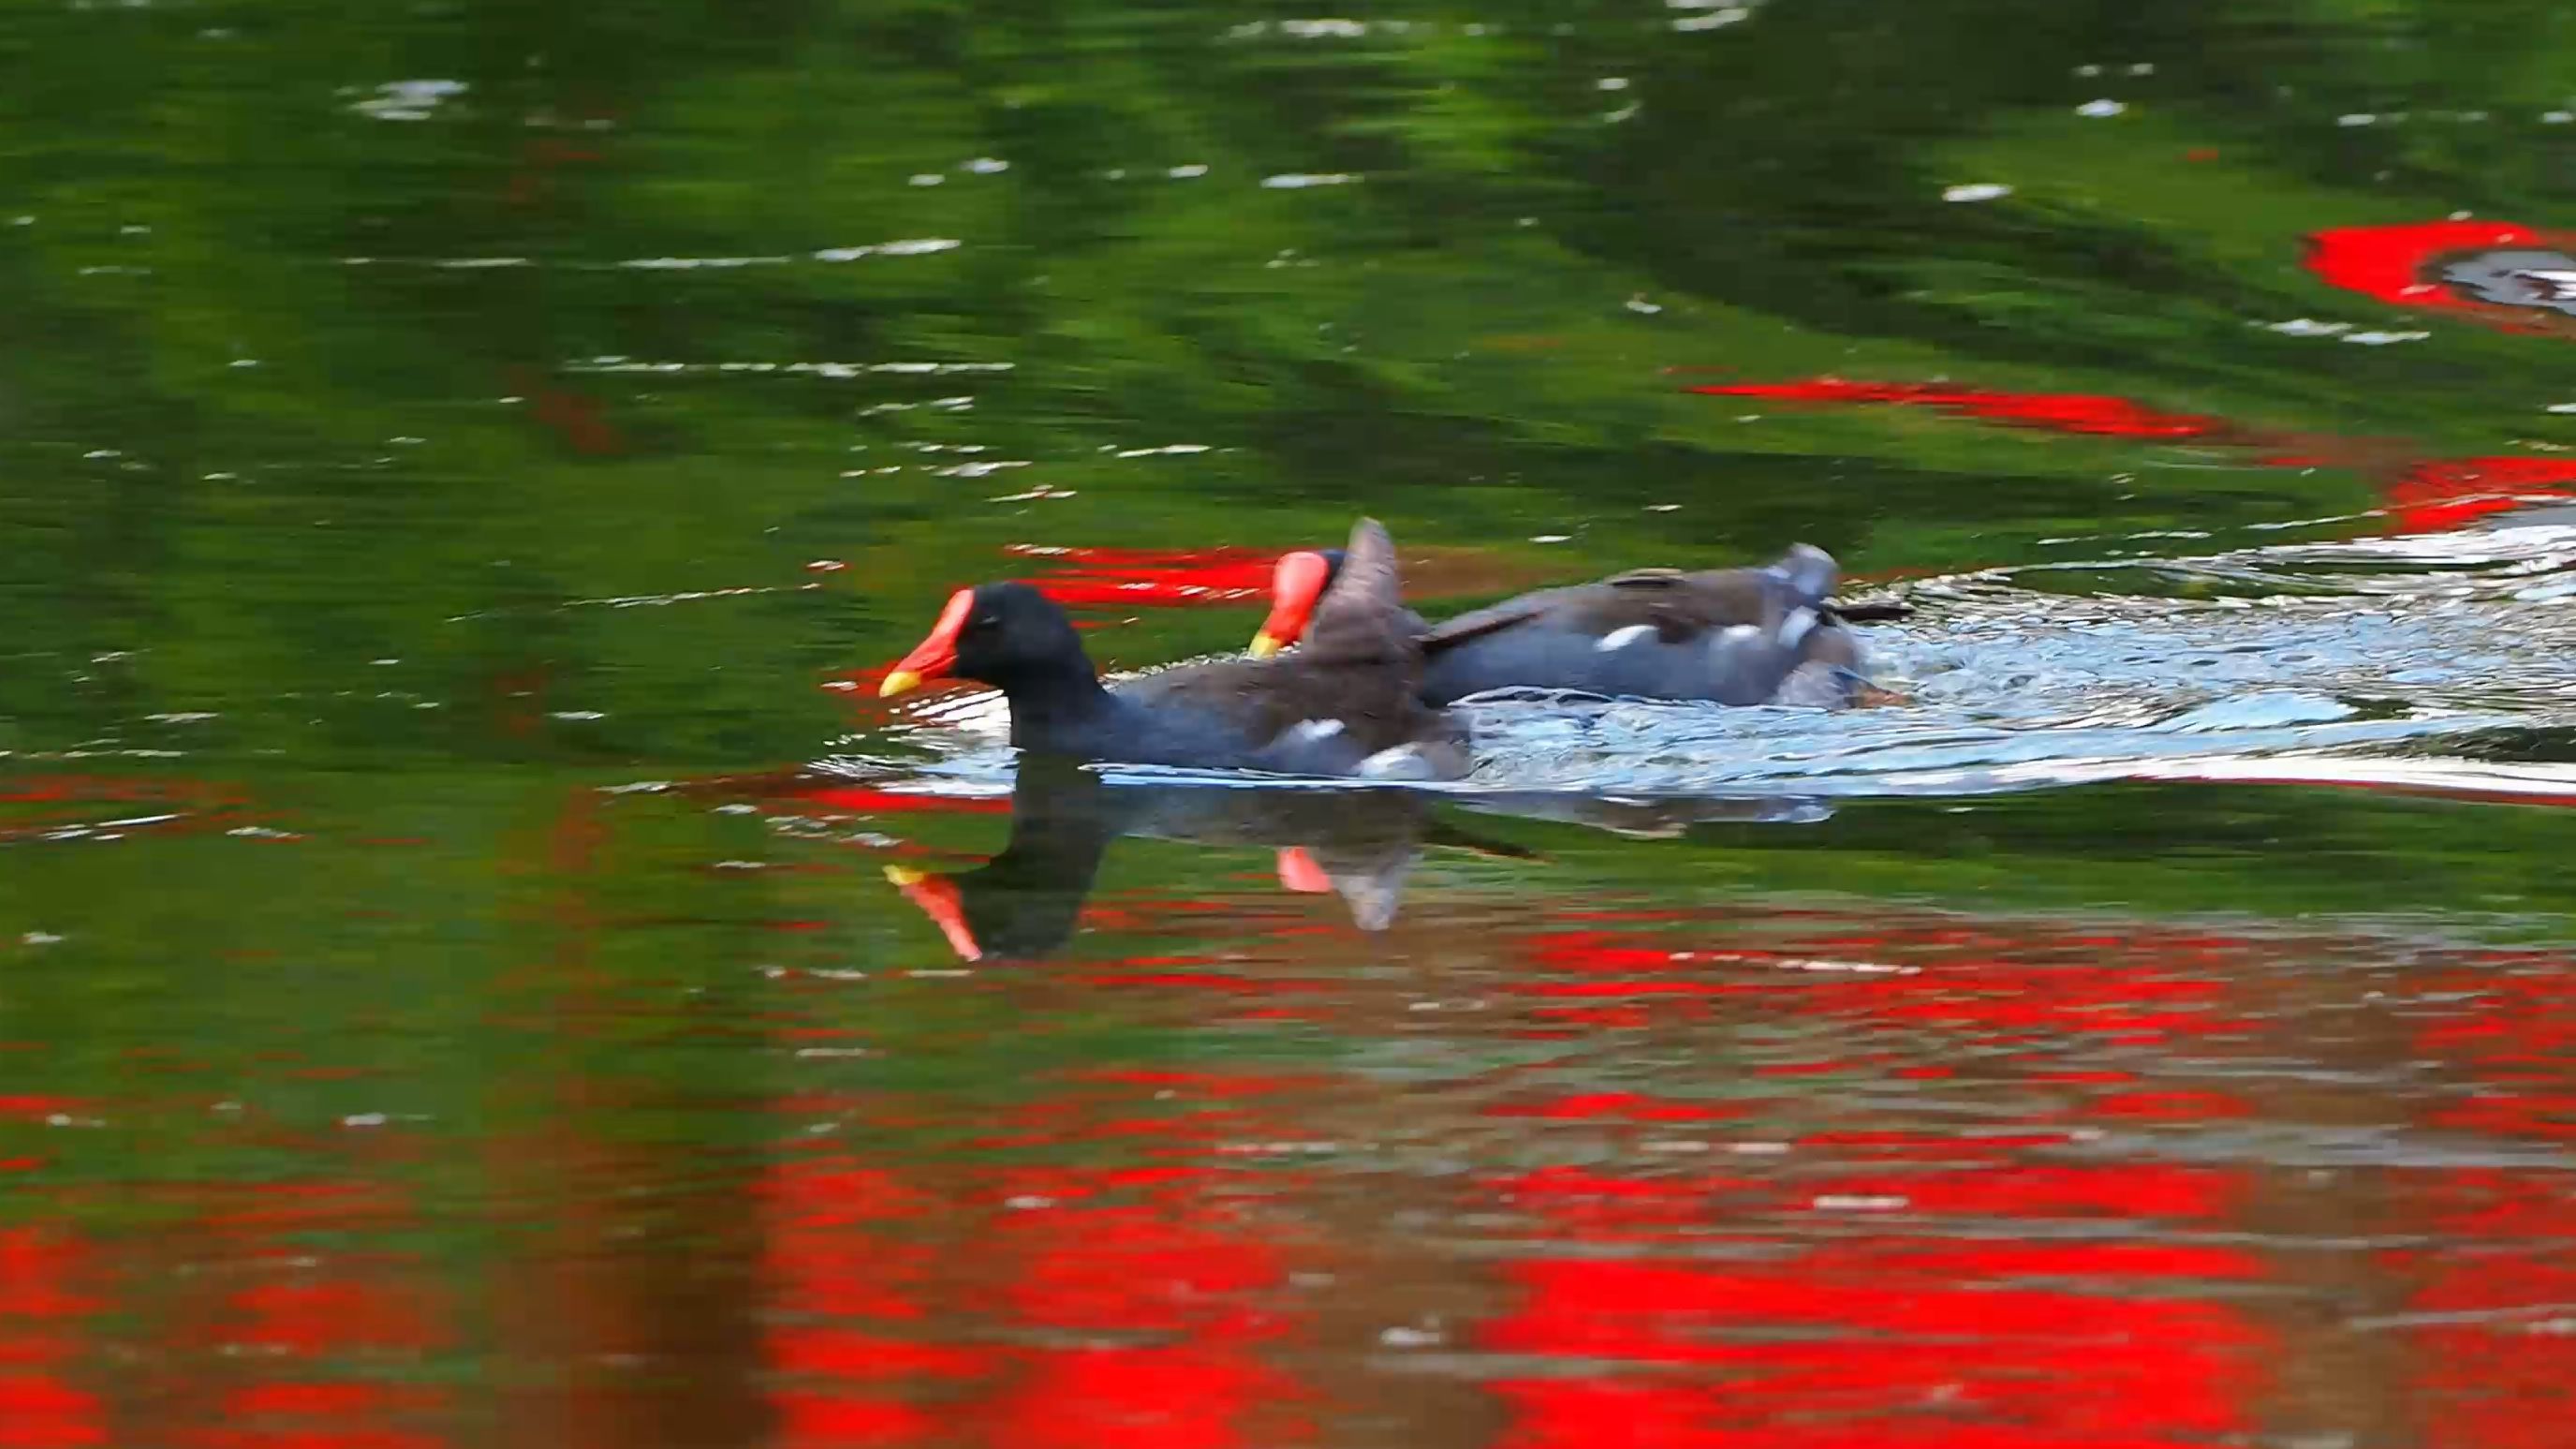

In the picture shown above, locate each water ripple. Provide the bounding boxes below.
[832,519,2576,804]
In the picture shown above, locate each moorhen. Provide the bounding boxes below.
[1249,541,1906,707]
[878,518,1468,778]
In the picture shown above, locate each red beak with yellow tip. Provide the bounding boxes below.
[1248,550,1332,658]
[879,588,975,698]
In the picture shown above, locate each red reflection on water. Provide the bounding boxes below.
[1001,1350,1297,1449]
[1491,1249,2257,1358]
[2392,952,2576,1448]
[0,1227,102,1449]
[759,1151,997,1444]
[1001,545,1279,610]
[2304,220,2549,317]
[225,1280,439,1358]
[1686,380,2220,439]
[772,1330,991,1382]
[1002,1206,1287,1336]
[1481,1178,2269,1449]
[215,1382,448,1449]
[989,902,2297,1443]
[113,1178,457,1449]
[1481,1150,2265,1447]
[984,1163,1312,1447]
[1490,1161,2240,1224]
[1472,910,2274,1449]
[1514,928,2237,1042]
[0,1098,85,1120]
[1486,1093,1744,1125]
[983,1149,1315,1449]
[1684,372,2576,539]
[2387,456,2576,533]
[793,789,1010,817]
[762,1063,1320,1448]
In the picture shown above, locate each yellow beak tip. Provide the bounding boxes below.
[1248,633,1283,660]
[883,865,928,886]
[877,671,923,699]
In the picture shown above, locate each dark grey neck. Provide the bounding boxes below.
[995,658,1116,747]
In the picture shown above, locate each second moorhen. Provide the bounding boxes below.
[1249,541,1906,707]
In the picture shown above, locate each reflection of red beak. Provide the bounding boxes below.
[879,588,973,698]
[884,865,983,961]
[1249,551,1332,658]
[1275,848,1332,894]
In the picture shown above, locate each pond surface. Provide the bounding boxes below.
[8,2,2576,1446]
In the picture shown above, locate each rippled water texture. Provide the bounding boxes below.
[854,519,2576,802]
[10,3,2576,1447]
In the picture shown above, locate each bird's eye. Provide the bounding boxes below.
[974,614,998,628]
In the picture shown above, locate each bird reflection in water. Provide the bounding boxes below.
[883,759,1839,960]
[882,758,1439,960]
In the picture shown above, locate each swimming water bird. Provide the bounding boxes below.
[878,518,1468,778]
[1250,542,1906,707]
